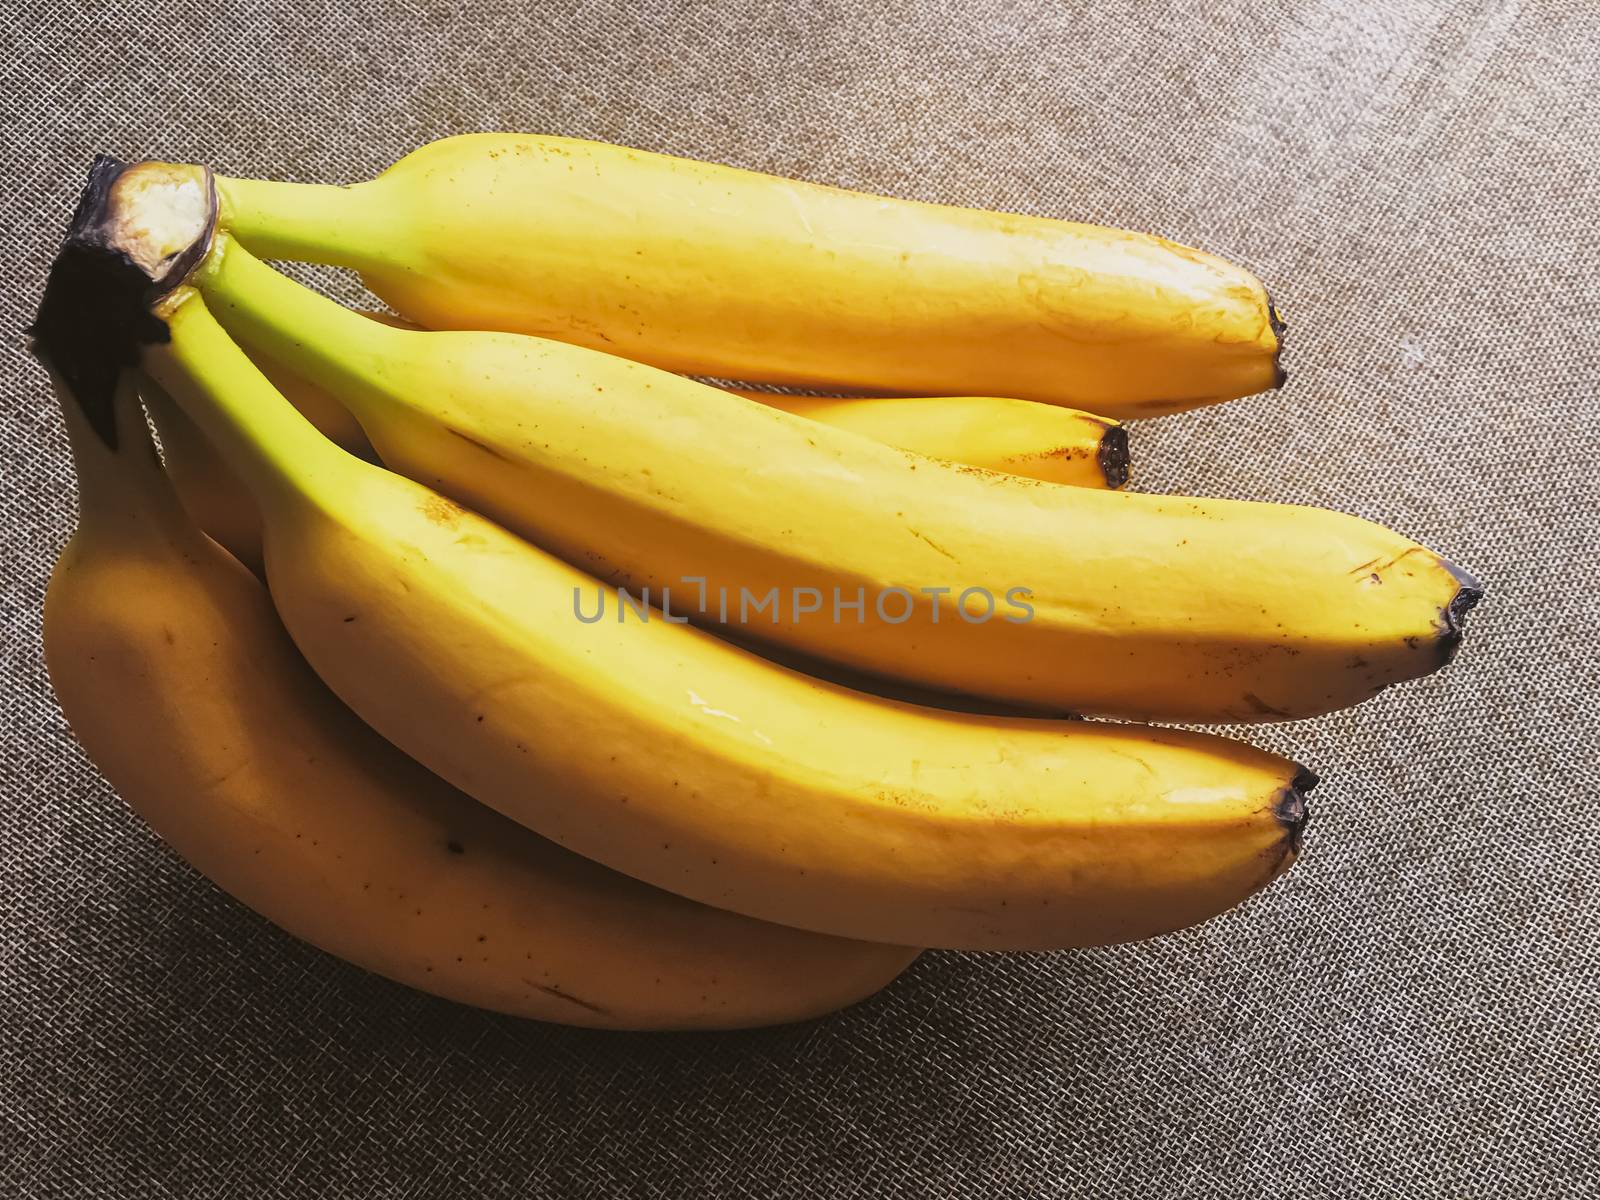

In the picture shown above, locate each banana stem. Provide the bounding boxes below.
[216,175,388,266]
[190,233,406,412]
[142,288,353,517]
[31,158,359,524]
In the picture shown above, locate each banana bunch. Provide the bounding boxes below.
[28,142,1479,1029]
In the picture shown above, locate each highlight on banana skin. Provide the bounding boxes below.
[25,142,1481,1031]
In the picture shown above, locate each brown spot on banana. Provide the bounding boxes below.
[445,425,513,462]
[1243,692,1295,719]
[527,983,610,1015]
[420,494,465,526]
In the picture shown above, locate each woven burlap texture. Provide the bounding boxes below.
[3,2,1596,1196]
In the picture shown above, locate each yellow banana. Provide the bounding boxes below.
[345,309,1132,488]
[194,229,1478,723]
[321,313,1133,490]
[38,372,916,1029]
[725,389,1129,488]
[158,326,1127,575]
[214,133,1283,417]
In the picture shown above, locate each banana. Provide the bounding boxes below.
[724,389,1129,488]
[337,312,1132,489]
[303,313,1132,490]
[38,371,917,1029]
[158,326,1127,575]
[213,133,1283,417]
[192,226,1478,723]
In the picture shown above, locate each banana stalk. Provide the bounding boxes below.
[30,157,1316,951]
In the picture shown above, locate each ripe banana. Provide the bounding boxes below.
[341,311,1132,489]
[214,133,1283,417]
[193,227,1478,723]
[39,371,917,1029]
[35,157,1314,949]
[725,389,1129,488]
[156,325,1127,576]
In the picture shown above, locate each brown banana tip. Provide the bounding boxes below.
[1267,293,1288,389]
[1436,562,1485,665]
[1275,768,1316,855]
[1096,424,1131,489]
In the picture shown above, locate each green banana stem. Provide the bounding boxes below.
[191,234,403,414]
[142,287,354,517]
[216,175,392,266]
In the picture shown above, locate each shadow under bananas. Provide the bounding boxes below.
[46,830,1245,1191]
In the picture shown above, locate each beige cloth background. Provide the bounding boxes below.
[3,2,1596,1196]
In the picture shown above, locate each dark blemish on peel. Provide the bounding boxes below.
[445,425,513,462]
[908,529,957,561]
[529,982,610,1015]
[1242,692,1293,718]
